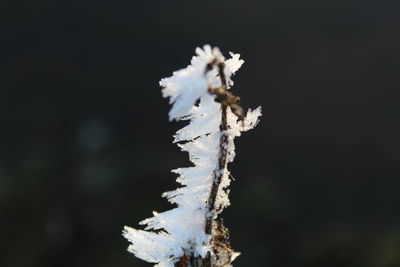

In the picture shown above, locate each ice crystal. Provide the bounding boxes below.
[123,45,261,266]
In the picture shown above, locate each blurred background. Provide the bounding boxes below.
[1,0,399,266]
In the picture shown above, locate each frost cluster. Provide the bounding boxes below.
[123,45,261,266]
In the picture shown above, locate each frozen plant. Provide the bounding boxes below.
[123,45,261,267]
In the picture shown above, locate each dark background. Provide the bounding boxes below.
[1,0,399,266]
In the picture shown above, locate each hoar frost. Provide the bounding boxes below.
[123,45,261,267]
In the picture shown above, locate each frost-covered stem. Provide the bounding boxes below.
[204,64,231,267]
[123,45,261,267]
[176,62,231,267]
[206,62,228,236]
[203,106,228,267]
[206,104,228,235]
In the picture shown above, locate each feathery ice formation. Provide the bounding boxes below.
[123,45,261,266]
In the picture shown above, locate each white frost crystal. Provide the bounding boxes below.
[123,45,261,266]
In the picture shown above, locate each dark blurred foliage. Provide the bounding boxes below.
[1,0,399,266]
